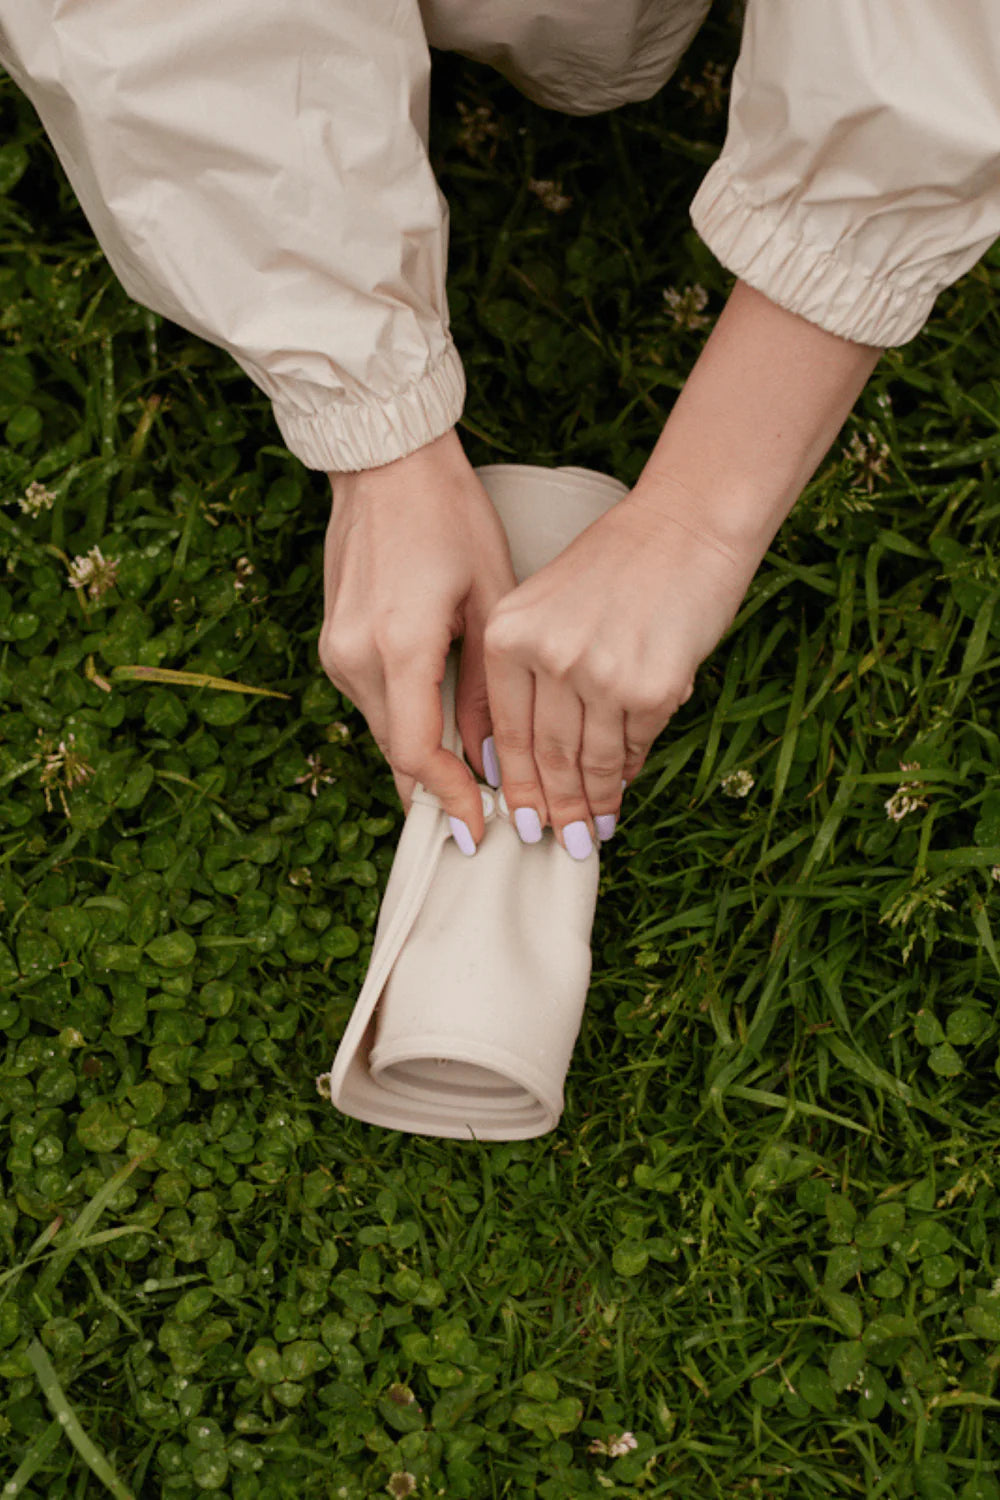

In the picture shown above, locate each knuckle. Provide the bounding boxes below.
[492,727,533,758]
[483,612,521,658]
[582,648,620,692]
[535,643,574,680]
[373,610,419,661]
[535,740,575,774]
[318,621,362,676]
[628,682,667,716]
[502,774,542,801]
[546,787,588,817]
[388,750,421,779]
[580,757,624,782]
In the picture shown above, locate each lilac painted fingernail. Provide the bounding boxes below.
[482,735,501,788]
[563,821,593,860]
[514,807,542,844]
[595,813,617,842]
[449,816,476,856]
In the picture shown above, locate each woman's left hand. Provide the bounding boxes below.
[481,488,763,857]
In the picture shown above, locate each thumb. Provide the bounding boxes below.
[455,573,518,788]
[454,616,496,788]
[392,768,417,817]
[384,643,486,842]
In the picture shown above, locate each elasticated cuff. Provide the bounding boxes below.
[270,340,467,473]
[690,162,941,349]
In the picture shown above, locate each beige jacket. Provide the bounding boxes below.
[2,1,998,474]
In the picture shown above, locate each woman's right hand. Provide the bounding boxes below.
[320,426,520,846]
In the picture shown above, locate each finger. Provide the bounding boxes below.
[483,629,547,844]
[382,638,485,844]
[352,670,411,813]
[531,673,595,859]
[622,706,659,788]
[454,606,497,788]
[579,694,633,844]
[455,553,522,786]
[393,768,417,817]
[621,680,691,792]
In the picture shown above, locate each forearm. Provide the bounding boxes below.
[630,279,884,557]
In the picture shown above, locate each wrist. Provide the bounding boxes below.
[632,279,882,555]
[626,469,786,569]
[328,425,469,497]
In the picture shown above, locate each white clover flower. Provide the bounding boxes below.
[37,730,95,817]
[386,1474,417,1499]
[589,1431,638,1458]
[991,866,1000,884]
[66,545,119,602]
[720,768,754,798]
[607,1432,638,1458]
[885,760,928,822]
[233,555,255,594]
[294,751,338,797]
[844,429,891,493]
[528,178,573,214]
[885,790,927,822]
[662,283,710,331]
[18,480,56,517]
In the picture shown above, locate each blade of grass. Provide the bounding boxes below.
[0,1226,147,1298]
[26,1340,135,1500]
[36,1153,149,1301]
[824,1033,957,1127]
[763,616,813,847]
[946,587,998,717]
[692,628,749,802]
[970,894,1000,981]
[726,1085,871,1136]
[109,664,291,698]
[643,724,705,804]
[926,844,1000,872]
[0,1215,64,1311]
[797,745,863,883]
[5,1417,65,1494]
[802,554,858,719]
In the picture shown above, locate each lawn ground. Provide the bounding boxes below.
[3,8,1000,1497]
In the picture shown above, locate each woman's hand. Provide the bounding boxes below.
[482,484,763,857]
[320,427,519,844]
[480,281,882,857]
[483,282,883,856]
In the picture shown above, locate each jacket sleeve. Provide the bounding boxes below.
[690,0,1000,348]
[0,0,464,472]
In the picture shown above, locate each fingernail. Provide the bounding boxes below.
[482,735,501,788]
[514,807,542,844]
[621,778,628,791]
[449,816,476,856]
[595,813,617,842]
[563,821,593,860]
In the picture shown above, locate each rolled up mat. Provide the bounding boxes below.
[321,462,629,1140]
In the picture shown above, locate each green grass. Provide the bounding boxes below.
[4,8,1000,1496]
